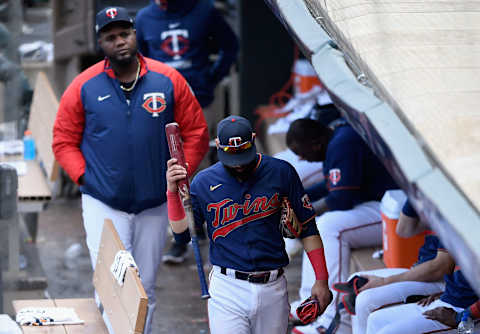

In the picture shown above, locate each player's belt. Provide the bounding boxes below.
[218,266,284,284]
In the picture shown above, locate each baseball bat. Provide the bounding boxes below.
[165,122,210,299]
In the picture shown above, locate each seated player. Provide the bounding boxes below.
[287,118,398,334]
[348,200,451,334]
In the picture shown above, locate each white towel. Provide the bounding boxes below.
[16,307,84,326]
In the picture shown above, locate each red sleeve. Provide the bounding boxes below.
[172,72,209,175]
[52,77,86,184]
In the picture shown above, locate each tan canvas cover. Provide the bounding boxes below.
[304,0,480,213]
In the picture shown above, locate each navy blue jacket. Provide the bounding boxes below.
[324,125,398,210]
[53,55,209,213]
[135,0,239,108]
[442,269,478,308]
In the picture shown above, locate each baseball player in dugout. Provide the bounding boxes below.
[286,118,398,334]
[52,6,209,334]
[366,255,479,333]
[135,0,239,112]
[166,115,332,333]
[347,200,452,334]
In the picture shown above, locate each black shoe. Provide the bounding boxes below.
[162,241,188,264]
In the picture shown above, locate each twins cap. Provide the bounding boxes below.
[217,116,257,167]
[95,7,133,34]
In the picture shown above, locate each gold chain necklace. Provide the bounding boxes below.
[120,60,141,92]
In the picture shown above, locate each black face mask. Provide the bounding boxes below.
[223,155,258,182]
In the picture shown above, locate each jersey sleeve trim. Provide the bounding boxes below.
[301,214,316,226]
[328,186,361,191]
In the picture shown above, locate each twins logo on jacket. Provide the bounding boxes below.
[157,26,192,70]
[142,92,167,117]
[161,28,190,61]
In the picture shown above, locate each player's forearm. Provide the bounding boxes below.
[384,251,453,284]
[396,213,425,238]
[166,190,188,233]
[301,235,324,252]
[311,197,329,216]
[383,264,437,285]
[302,235,328,281]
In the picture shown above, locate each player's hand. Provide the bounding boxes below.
[166,158,187,193]
[358,275,384,292]
[423,307,457,327]
[417,293,442,307]
[311,280,332,314]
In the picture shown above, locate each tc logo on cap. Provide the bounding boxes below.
[228,137,243,146]
[106,8,118,19]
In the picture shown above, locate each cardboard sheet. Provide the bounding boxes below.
[93,219,148,334]
[28,71,60,181]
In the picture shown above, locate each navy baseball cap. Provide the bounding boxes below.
[217,116,257,167]
[95,7,133,35]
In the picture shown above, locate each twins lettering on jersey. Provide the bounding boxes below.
[142,92,167,117]
[208,193,281,241]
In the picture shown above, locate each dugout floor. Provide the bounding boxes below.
[26,197,303,334]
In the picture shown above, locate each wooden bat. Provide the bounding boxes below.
[165,122,210,299]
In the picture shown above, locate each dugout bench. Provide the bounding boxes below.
[1,72,57,284]
[1,71,60,314]
[13,219,148,334]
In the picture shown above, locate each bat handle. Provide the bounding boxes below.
[191,236,210,299]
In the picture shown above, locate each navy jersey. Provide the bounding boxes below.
[324,125,398,210]
[401,200,478,308]
[186,154,317,272]
[402,200,442,266]
[441,269,478,308]
[135,0,238,107]
[415,235,444,266]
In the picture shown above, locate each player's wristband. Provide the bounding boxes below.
[307,248,328,281]
[166,190,185,221]
[470,302,480,319]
